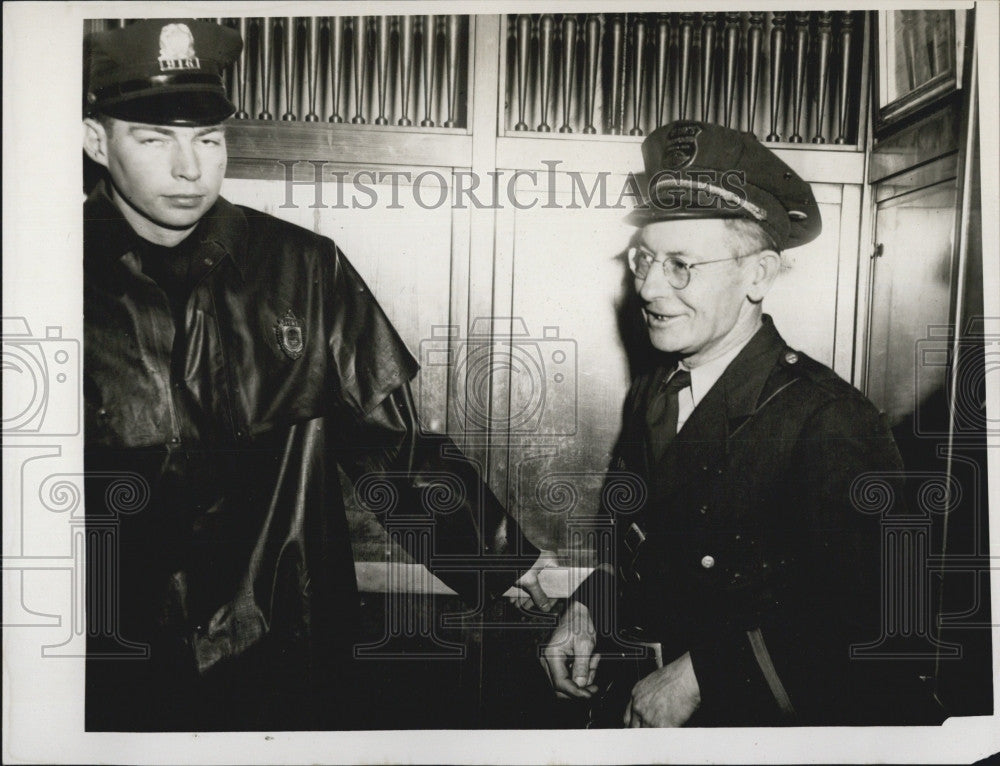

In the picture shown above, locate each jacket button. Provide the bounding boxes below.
[699,505,708,515]
[701,555,715,569]
[784,351,799,364]
[169,436,180,444]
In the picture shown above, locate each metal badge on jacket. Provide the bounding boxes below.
[275,309,305,359]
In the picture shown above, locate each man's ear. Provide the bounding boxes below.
[83,118,109,168]
[745,249,782,303]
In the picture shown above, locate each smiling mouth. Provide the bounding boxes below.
[644,308,682,323]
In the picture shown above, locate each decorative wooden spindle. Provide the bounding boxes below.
[374,16,390,124]
[352,16,368,124]
[420,15,437,127]
[216,19,232,101]
[398,15,415,126]
[583,14,601,134]
[558,14,578,133]
[513,14,531,130]
[606,13,625,134]
[234,18,251,118]
[281,17,297,121]
[653,14,670,126]
[537,14,555,132]
[720,12,740,127]
[813,12,833,143]
[834,12,854,144]
[628,15,647,135]
[329,17,345,122]
[766,12,786,141]
[746,12,764,136]
[677,13,695,120]
[305,17,321,121]
[788,11,810,143]
[258,18,274,119]
[901,15,918,91]
[443,15,461,128]
[700,13,717,123]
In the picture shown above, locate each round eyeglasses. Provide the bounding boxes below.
[627,246,741,290]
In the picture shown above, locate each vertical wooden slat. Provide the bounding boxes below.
[628,15,647,135]
[514,15,531,131]
[329,17,345,122]
[537,14,555,132]
[700,12,717,123]
[835,12,855,144]
[234,18,251,118]
[281,17,297,120]
[606,13,625,134]
[766,12,786,141]
[722,12,740,128]
[420,15,437,127]
[901,14,917,91]
[813,12,833,143]
[375,16,391,125]
[583,14,601,134]
[398,15,415,126]
[443,15,461,128]
[258,18,274,119]
[678,13,695,120]
[653,14,670,126]
[558,14,578,133]
[305,17,320,121]
[352,16,368,124]
[746,12,765,136]
[789,11,810,142]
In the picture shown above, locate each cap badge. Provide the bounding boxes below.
[275,310,305,360]
[662,123,702,170]
[158,23,200,72]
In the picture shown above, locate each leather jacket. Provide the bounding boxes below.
[83,181,538,724]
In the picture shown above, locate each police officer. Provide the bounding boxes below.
[82,19,547,731]
[542,122,940,727]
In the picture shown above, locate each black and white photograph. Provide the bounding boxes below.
[3,1,998,763]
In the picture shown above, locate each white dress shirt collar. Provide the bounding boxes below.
[673,326,759,432]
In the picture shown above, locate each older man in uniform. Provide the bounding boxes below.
[542,122,940,727]
[82,19,545,731]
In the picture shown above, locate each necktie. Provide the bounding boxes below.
[645,369,692,463]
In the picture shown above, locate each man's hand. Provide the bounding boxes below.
[541,600,600,699]
[623,651,701,727]
[515,550,560,612]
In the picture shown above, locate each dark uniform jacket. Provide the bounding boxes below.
[578,316,939,726]
[83,181,538,730]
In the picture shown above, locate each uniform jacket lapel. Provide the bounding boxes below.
[646,316,788,505]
